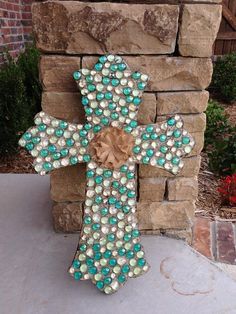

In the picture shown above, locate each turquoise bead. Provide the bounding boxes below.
[104,170,112,178]
[72,260,80,268]
[92,223,101,231]
[141,133,149,140]
[43,162,52,171]
[101,267,110,276]
[146,149,154,157]
[108,102,116,110]
[93,243,100,251]
[73,71,81,80]
[66,138,74,147]
[74,271,82,280]
[132,72,141,80]
[103,250,112,258]
[127,190,135,198]
[120,165,128,172]
[82,97,89,106]
[94,63,103,71]
[133,146,141,154]
[60,148,68,157]
[157,157,165,166]
[83,154,91,162]
[79,129,87,137]
[111,112,119,120]
[172,157,180,165]
[129,120,137,128]
[118,248,126,256]
[93,125,101,133]
[132,229,140,237]
[86,258,94,266]
[146,125,154,133]
[122,205,130,214]
[159,134,167,142]
[121,264,130,273]
[118,274,126,283]
[112,181,119,189]
[104,277,112,285]
[38,123,46,132]
[99,56,107,63]
[80,244,87,251]
[111,78,119,86]
[108,196,116,205]
[25,143,34,151]
[48,145,56,153]
[134,243,141,252]
[53,153,61,160]
[96,281,104,290]
[124,126,132,133]
[119,186,127,194]
[88,84,96,92]
[94,252,102,260]
[105,92,113,100]
[115,201,122,209]
[109,258,117,266]
[88,266,97,275]
[124,233,132,242]
[85,107,93,115]
[32,137,40,144]
[86,75,93,83]
[137,258,146,267]
[81,139,89,147]
[173,130,181,138]
[55,129,63,137]
[101,207,108,216]
[109,217,117,225]
[23,132,32,141]
[107,234,115,242]
[84,216,92,224]
[150,133,158,140]
[40,149,48,157]
[101,117,109,125]
[86,170,94,178]
[102,77,110,85]
[167,117,176,126]
[118,63,126,71]
[174,141,182,148]
[182,136,190,144]
[138,82,146,90]
[126,96,133,103]
[59,121,68,129]
[123,87,131,95]
[142,156,149,164]
[133,97,141,106]
[110,64,118,71]
[95,175,103,184]
[127,172,134,179]
[95,196,103,204]
[96,93,104,101]
[126,250,134,259]
[160,146,168,154]
[121,107,129,116]
[95,108,103,116]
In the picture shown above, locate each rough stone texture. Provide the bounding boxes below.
[83,56,213,91]
[52,201,83,232]
[40,56,81,92]
[156,113,206,133]
[193,217,213,259]
[190,132,204,157]
[139,178,166,202]
[137,93,156,125]
[156,91,209,115]
[42,92,85,124]
[137,200,195,230]
[178,4,222,57]
[32,2,179,54]
[139,156,201,178]
[167,177,198,201]
[216,221,236,264]
[50,164,86,202]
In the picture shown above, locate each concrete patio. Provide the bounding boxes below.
[1,174,236,314]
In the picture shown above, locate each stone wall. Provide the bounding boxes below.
[32,0,222,243]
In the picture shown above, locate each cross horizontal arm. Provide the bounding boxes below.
[19,111,90,175]
[132,115,195,174]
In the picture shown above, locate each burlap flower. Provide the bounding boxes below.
[89,127,135,169]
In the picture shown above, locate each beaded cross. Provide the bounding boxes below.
[19,55,195,294]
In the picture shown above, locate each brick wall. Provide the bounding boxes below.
[32,0,222,243]
[0,0,33,64]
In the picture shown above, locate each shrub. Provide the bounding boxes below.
[211,52,236,102]
[205,100,236,175]
[0,45,41,156]
[218,174,236,207]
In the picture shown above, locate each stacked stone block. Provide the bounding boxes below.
[32,0,222,242]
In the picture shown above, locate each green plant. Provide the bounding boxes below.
[211,52,236,102]
[0,45,41,156]
[205,100,236,175]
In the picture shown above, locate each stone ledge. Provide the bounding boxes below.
[167,177,198,201]
[139,177,167,202]
[83,56,213,91]
[137,200,195,230]
[32,1,179,54]
[178,4,222,57]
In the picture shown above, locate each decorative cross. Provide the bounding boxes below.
[19,55,195,295]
